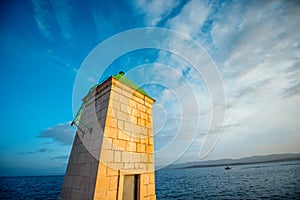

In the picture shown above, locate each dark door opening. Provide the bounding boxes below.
[122,174,139,200]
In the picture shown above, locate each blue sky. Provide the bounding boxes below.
[0,0,299,176]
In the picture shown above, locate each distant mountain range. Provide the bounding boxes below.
[168,153,300,169]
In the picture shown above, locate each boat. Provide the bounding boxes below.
[225,166,231,170]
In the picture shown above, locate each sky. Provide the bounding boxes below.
[0,0,299,176]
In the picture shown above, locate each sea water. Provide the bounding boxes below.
[156,161,300,199]
[1,161,299,199]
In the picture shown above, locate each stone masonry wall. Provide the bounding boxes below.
[61,76,156,200]
[61,80,112,200]
[93,77,156,200]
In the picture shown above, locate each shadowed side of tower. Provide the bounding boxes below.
[60,72,156,200]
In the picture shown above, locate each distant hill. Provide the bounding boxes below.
[168,153,300,169]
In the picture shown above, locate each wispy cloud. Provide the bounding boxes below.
[46,49,78,73]
[52,155,69,161]
[20,151,35,155]
[282,81,300,98]
[31,0,74,40]
[31,0,53,39]
[20,148,52,155]
[49,0,74,40]
[167,0,210,37]
[134,0,300,161]
[38,122,76,145]
[38,148,52,153]
[132,0,181,26]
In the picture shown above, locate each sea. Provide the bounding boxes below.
[0,161,299,199]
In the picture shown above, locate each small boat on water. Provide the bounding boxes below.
[225,166,232,170]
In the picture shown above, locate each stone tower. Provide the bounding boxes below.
[60,72,156,200]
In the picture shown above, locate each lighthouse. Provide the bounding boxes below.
[60,71,156,200]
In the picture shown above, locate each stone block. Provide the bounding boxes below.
[141,127,149,136]
[137,103,146,112]
[130,135,140,143]
[94,191,107,200]
[95,176,110,192]
[119,94,129,104]
[71,189,82,200]
[140,163,147,170]
[117,120,124,129]
[116,110,127,121]
[111,83,122,94]
[65,175,73,187]
[102,137,112,150]
[143,174,150,184]
[107,166,118,176]
[126,141,136,152]
[121,89,132,98]
[140,137,148,144]
[72,176,81,189]
[146,145,154,153]
[121,151,139,163]
[149,173,155,184]
[131,108,139,117]
[148,154,154,163]
[106,116,117,128]
[140,153,149,163]
[107,190,117,200]
[107,107,116,118]
[109,163,124,170]
[132,124,142,134]
[124,121,133,132]
[121,151,131,163]
[131,152,140,162]
[89,163,98,177]
[111,91,119,101]
[128,99,137,109]
[133,96,144,104]
[148,136,154,145]
[145,101,152,108]
[140,112,148,120]
[120,103,130,113]
[137,143,146,153]
[145,120,152,128]
[79,163,90,177]
[128,115,137,124]
[78,153,86,164]
[117,130,130,141]
[112,139,127,150]
[104,127,118,139]
[124,163,135,169]
[134,163,140,169]
[97,163,107,177]
[102,92,110,101]
[114,151,121,163]
[145,107,151,114]
[148,184,155,195]
[100,149,114,163]
[141,184,148,197]
[138,118,146,126]
[147,163,154,172]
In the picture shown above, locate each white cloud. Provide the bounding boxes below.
[167,0,210,37]
[133,0,180,26]
[39,122,76,145]
[205,0,300,159]
[135,0,300,162]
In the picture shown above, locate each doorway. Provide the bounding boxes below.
[122,174,139,200]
